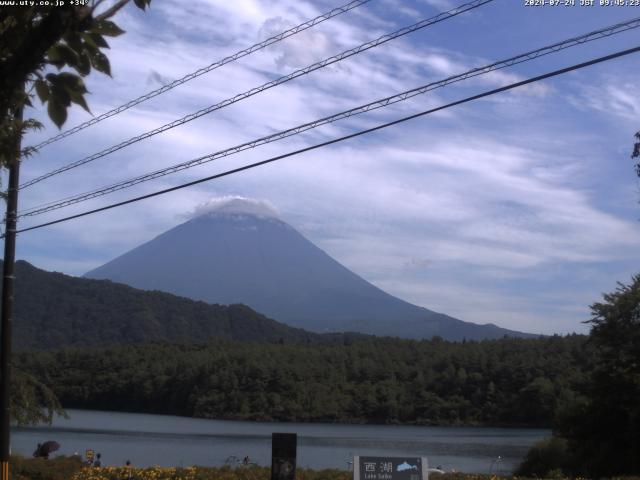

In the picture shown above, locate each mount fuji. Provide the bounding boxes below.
[85,198,535,340]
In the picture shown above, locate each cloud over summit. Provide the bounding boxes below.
[190,196,281,220]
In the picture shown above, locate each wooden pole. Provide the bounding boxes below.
[0,102,22,480]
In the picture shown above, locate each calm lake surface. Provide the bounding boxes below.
[11,409,549,473]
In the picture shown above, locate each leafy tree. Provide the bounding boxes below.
[557,275,640,476]
[10,369,66,426]
[0,1,151,425]
[0,0,151,166]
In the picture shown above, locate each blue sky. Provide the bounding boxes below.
[9,0,640,335]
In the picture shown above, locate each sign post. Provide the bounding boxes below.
[353,456,429,480]
[271,433,297,480]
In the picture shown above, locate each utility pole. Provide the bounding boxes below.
[0,103,22,480]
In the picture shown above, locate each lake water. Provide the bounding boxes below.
[11,409,549,473]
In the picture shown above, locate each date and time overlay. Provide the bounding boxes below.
[3,0,640,8]
[525,0,640,6]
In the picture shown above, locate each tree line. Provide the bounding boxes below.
[15,334,589,427]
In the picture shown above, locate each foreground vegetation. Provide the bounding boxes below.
[514,275,640,478]
[7,457,362,480]
[9,456,640,480]
[9,275,639,477]
[15,334,588,427]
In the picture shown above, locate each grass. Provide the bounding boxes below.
[8,456,640,480]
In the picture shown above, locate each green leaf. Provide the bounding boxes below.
[46,44,79,68]
[56,72,88,93]
[42,73,91,115]
[63,32,83,55]
[34,80,50,103]
[68,90,91,114]
[92,19,125,37]
[76,52,91,76]
[47,100,67,128]
[80,33,100,55]
[49,82,71,107]
[90,51,111,76]
[46,51,65,70]
[58,74,91,113]
[89,33,109,49]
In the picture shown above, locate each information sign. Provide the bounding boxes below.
[353,456,428,480]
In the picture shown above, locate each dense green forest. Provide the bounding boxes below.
[15,335,589,427]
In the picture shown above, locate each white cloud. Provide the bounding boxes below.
[422,0,456,10]
[188,196,281,219]
[14,0,640,335]
[259,17,338,70]
[571,80,640,122]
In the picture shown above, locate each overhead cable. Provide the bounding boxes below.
[18,16,640,218]
[20,0,495,189]
[30,0,373,151]
[13,44,640,236]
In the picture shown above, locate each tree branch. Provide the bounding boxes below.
[95,0,130,21]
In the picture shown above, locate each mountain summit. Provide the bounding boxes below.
[86,198,534,340]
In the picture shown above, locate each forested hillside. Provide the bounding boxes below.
[16,335,590,427]
[4,260,331,349]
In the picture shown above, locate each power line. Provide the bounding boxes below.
[18,16,640,218]
[29,0,372,151]
[13,45,640,236]
[20,0,495,190]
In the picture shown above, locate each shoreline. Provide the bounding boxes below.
[26,407,554,430]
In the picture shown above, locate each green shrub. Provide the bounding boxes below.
[10,454,84,480]
[514,436,572,477]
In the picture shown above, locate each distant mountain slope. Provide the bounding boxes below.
[86,201,536,340]
[4,260,325,350]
